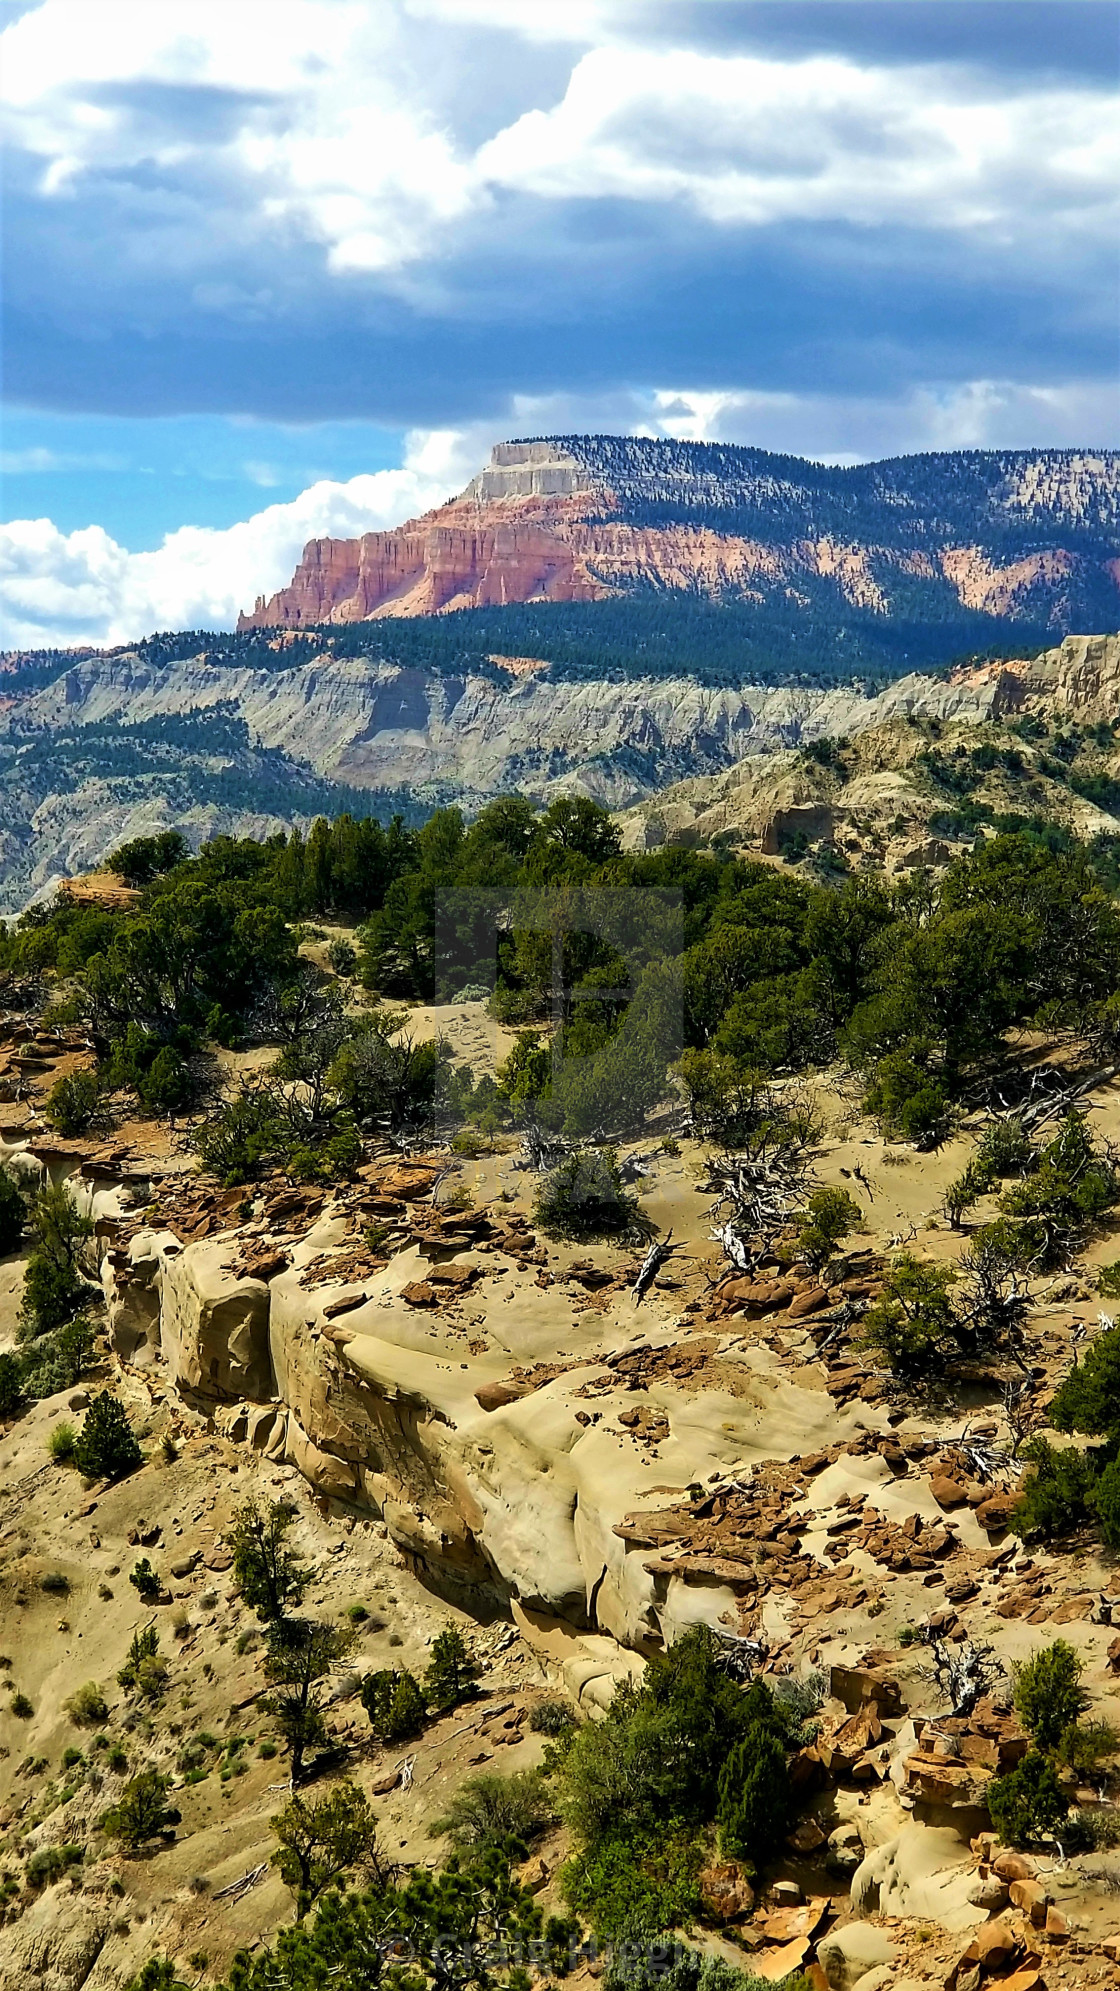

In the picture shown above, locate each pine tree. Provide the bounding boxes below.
[73,1394,142,1482]
[424,1627,474,1713]
[716,1723,789,1867]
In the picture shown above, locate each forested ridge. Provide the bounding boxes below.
[0,596,1051,695]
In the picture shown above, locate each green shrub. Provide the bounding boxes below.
[988,1750,1069,1847]
[48,1421,77,1462]
[431,1770,552,1856]
[360,1668,427,1744]
[791,1186,865,1273]
[1092,1458,1120,1549]
[1057,1719,1119,1778]
[137,1047,190,1114]
[73,1394,141,1482]
[10,1692,33,1718]
[39,1568,69,1594]
[65,1681,109,1727]
[0,1352,23,1419]
[117,1625,160,1691]
[530,1698,577,1738]
[129,1559,161,1600]
[862,1051,953,1148]
[46,1070,105,1137]
[1012,1640,1091,1751]
[424,1627,474,1714]
[26,1842,83,1888]
[327,938,357,977]
[1051,1324,1120,1449]
[0,1171,25,1257]
[1010,1438,1099,1542]
[102,1770,176,1849]
[534,1149,654,1243]
[1098,1260,1120,1298]
[561,1827,703,1940]
[716,1683,791,1866]
[20,1183,94,1335]
[858,1252,959,1373]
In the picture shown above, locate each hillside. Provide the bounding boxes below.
[240,437,1120,645]
[0,630,1118,908]
[6,811,1120,1982]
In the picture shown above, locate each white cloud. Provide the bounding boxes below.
[2,1,1116,286]
[477,47,1120,241]
[0,428,474,649]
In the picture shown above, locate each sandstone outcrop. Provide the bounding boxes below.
[240,437,1120,630]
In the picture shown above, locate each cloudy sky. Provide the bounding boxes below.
[2,0,1118,646]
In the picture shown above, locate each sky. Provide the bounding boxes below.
[1,0,1118,648]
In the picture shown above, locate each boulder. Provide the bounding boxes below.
[817,1923,896,1989]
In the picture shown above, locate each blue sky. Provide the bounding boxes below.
[1,0,1118,646]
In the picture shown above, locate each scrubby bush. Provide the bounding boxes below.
[716,1681,792,1865]
[26,1842,83,1887]
[1057,1718,1119,1779]
[0,1170,25,1257]
[48,1421,77,1462]
[137,1046,190,1114]
[530,1698,577,1738]
[1010,1437,1100,1542]
[117,1625,160,1692]
[1051,1323,1120,1449]
[0,1352,23,1419]
[1012,1640,1091,1751]
[431,1770,552,1857]
[73,1394,141,1482]
[424,1627,474,1713]
[65,1681,109,1727]
[858,1252,959,1373]
[102,1770,176,1849]
[988,1750,1069,1847]
[129,1560,161,1600]
[861,1050,953,1149]
[20,1182,94,1335]
[327,938,357,977]
[562,1828,704,1940]
[46,1069,105,1137]
[790,1186,864,1273]
[534,1149,654,1243]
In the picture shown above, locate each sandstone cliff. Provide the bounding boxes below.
[240,436,1120,631]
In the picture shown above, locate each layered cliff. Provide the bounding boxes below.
[1,631,1119,905]
[240,436,1120,633]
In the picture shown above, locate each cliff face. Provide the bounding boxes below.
[240,437,1120,632]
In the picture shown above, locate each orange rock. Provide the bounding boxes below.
[1009,1876,1049,1924]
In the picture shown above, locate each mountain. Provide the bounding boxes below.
[240,435,1120,640]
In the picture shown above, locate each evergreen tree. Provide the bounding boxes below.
[228,1498,309,1624]
[361,1667,428,1744]
[716,1722,790,1867]
[425,1628,474,1713]
[73,1394,142,1482]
